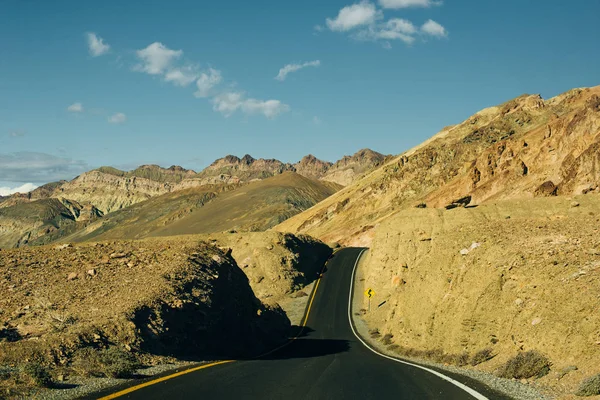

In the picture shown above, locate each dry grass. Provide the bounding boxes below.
[470,348,495,366]
[497,351,551,379]
[576,374,600,397]
[72,347,139,379]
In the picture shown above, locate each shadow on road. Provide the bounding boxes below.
[258,337,350,360]
[254,325,350,361]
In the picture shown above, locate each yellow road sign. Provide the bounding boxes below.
[364,288,375,298]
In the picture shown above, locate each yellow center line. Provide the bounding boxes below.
[97,252,336,399]
[97,360,234,400]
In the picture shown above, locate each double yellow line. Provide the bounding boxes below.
[99,253,333,399]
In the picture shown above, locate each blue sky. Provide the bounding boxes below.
[1,0,599,193]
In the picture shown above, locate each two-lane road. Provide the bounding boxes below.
[98,248,509,399]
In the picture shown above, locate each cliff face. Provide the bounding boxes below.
[275,85,600,245]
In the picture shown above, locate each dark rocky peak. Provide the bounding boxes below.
[241,154,256,165]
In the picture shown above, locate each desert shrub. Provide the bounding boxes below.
[576,374,600,397]
[381,333,394,345]
[22,363,52,387]
[72,347,138,379]
[424,349,445,363]
[72,347,104,377]
[470,348,495,366]
[454,352,470,367]
[99,347,139,378]
[497,350,551,379]
[387,344,400,352]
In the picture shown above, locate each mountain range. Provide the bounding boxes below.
[0,149,387,248]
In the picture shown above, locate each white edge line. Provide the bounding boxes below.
[347,248,489,400]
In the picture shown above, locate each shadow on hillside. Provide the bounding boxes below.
[0,326,21,342]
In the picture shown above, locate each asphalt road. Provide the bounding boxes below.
[98,247,510,400]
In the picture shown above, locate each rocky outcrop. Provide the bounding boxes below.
[321,148,388,186]
[198,151,387,187]
[293,155,333,179]
[197,154,296,185]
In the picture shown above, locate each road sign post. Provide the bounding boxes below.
[364,288,375,311]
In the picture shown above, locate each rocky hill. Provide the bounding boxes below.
[196,154,295,184]
[0,148,384,249]
[192,150,387,187]
[149,172,341,238]
[355,194,600,397]
[321,148,389,186]
[8,173,338,248]
[293,155,333,179]
[275,85,600,246]
[0,237,297,397]
[0,198,102,249]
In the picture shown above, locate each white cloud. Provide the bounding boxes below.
[314,25,324,32]
[86,32,110,57]
[242,99,290,119]
[0,152,88,184]
[212,92,244,116]
[383,18,417,35]
[164,66,199,87]
[194,68,222,97]
[353,17,447,45]
[275,60,321,81]
[379,0,440,8]
[134,42,183,75]
[130,41,287,118]
[212,92,290,119]
[108,112,127,124]
[67,102,83,113]
[312,116,322,125]
[0,183,38,196]
[421,19,447,37]
[326,1,382,32]
[354,18,416,44]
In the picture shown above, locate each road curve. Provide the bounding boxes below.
[95,247,510,400]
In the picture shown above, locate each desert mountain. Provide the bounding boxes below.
[0,149,385,249]
[1,149,384,215]
[275,85,600,245]
[293,155,333,179]
[321,148,389,186]
[150,172,341,237]
[0,198,102,249]
[10,172,339,247]
[196,150,387,186]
